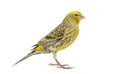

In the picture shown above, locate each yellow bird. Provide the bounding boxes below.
[13,11,85,69]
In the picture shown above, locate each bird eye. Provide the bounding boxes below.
[75,14,78,16]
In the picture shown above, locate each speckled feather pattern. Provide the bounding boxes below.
[34,22,79,53]
[13,11,84,66]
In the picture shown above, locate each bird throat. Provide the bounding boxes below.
[63,17,80,26]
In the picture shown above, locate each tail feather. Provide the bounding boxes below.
[13,51,35,66]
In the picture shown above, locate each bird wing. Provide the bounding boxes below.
[52,28,73,50]
[45,24,66,40]
[34,24,67,46]
[33,23,73,52]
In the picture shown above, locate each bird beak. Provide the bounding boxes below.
[81,15,85,20]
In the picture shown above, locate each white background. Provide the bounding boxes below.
[0,0,120,74]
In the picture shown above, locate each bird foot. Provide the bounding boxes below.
[49,63,73,69]
[57,66,73,69]
[49,63,69,66]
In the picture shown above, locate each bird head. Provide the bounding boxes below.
[63,11,85,26]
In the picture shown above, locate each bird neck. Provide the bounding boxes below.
[62,17,80,26]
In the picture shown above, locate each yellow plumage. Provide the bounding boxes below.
[13,11,85,69]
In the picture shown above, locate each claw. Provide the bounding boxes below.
[62,64,69,66]
[49,63,73,69]
[49,63,69,66]
[57,66,73,69]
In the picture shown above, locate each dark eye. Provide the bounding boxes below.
[75,14,78,16]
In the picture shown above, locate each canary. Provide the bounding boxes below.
[13,11,85,69]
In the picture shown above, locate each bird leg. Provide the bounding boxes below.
[49,52,73,69]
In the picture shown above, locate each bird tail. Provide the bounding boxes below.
[13,50,36,66]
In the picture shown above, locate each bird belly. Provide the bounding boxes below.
[60,30,79,50]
